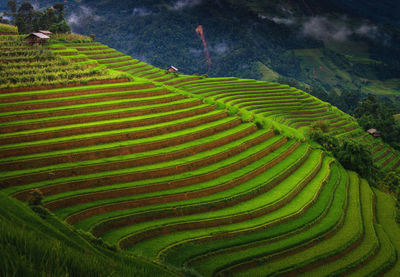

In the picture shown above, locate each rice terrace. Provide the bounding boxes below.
[1,11,400,277]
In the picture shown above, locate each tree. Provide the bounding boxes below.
[309,129,377,182]
[37,8,57,30]
[379,171,400,193]
[28,188,43,206]
[15,2,34,33]
[49,21,71,33]
[355,95,400,150]
[335,137,376,180]
[53,3,65,22]
[11,2,70,34]
[18,1,34,15]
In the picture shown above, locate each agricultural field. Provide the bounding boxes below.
[0,36,130,90]
[361,79,400,96]
[1,34,400,276]
[0,23,18,35]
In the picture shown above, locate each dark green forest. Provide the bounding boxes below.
[4,0,70,34]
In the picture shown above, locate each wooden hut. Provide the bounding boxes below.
[167,66,178,73]
[367,128,381,138]
[25,32,50,46]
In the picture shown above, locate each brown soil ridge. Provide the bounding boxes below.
[89,54,126,59]
[216,177,352,276]
[98,57,132,64]
[154,75,176,82]
[164,77,201,86]
[0,83,157,104]
[0,111,228,160]
[108,62,140,69]
[64,134,285,226]
[7,120,264,195]
[89,142,309,236]
[3,111,246,188]
[0,78,130,93]
[374,149,392,163]
[44,124,259,211]
[0,94,187,124]
[1,89,166,113]
[1,113,238,172]
[80,137,291,233]
[189,86,287,96]
[10,117,241,197]
[128,67,154,75]
[116,148,320,248]
[290,109,329,115]
[185,163,337,267]
[0,104,215,145]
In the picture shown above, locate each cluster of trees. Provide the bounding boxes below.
[309,126,377,183]
[5,1,70,34]
[354,96,400,150]
[310,120,400,205]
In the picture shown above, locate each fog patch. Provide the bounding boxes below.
[268,16,296,26]
[355,24,379,39]
[67,6,101,28]
[189,48,203,56]
[211,43,229,55]
[132,8,152,16]
[301,16,380,42]
[172,0,202,10]
[0,12,12,22]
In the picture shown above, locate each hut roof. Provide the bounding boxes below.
[367,128,378,134]
[169,66,178,71]
[39,30,53,35]
[25,33,50,39]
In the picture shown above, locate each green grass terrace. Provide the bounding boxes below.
[1,33,400,276]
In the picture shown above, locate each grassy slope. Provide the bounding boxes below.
[0,23,18,34]
[0,192,176,277]
[374,189,400,276]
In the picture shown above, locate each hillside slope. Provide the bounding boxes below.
[56,40,399,172]
[1,34,400,276]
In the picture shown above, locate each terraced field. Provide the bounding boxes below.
[166,78,400,172]
[1,35,400,276]
[56,41,399,172]
[0,36,129,90]
[0,23,18,35]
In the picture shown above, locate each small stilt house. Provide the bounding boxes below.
[167,66,178,73]
[367,128,381,138]
[25,32,50,46]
